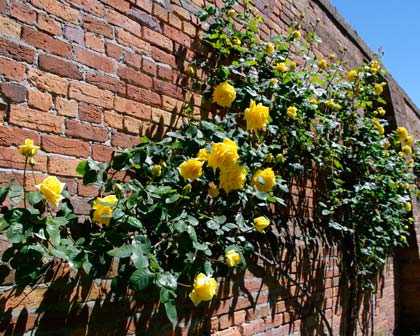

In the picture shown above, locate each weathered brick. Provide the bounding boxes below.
[83,15,113,38]
[163,23,190,48]
[115,28,150,53]
[128,7,161,32]
[152,3,168,23]
[101,0,130,13]
[136,0,152,13]
[79,104,102,123]
[92,143,114,162]
[69,81,114,108]
[85,72,126,95]
[143,27,172,51]
[142,56,157,76]
[157,63,172,81]
[154,78,183,99]
[10,0,36,24]
[105,41,123,60]
[38,54,82,80]
[42,134,90,157]
[0,58,25,81]
[22,27,72,58]
[85,32,104,52]
[152,46,176,68]
[107,8,141,37]
[48,156,81,177]
[117,65,153,89]
[31,0,79,23]
[104,109,123,129]
[0,83,26,103]
[9,105,63,134]
[111,131,139,148]
[56,97,78,117]
[0,146,47,172]
[126,84,161,106]
[28,89,53,111]
[27,68,68,95]
[114,96,151,120]
[37,14,62,36]
[74,47,115,73]
[0,37,36,63]
[0,16,22,39]
[168,12,182,30]
[123,115,145,134]
[66,119,108,142]
[151,107,181,128]
[64,25,85,46]
[183,20,197,37]
[67,0,104,17]
[0,125,40,146]
[0,0,6,14]
[124,51,142,69]
[78,183,100,197]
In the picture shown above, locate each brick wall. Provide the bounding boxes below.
[0,0,419,335]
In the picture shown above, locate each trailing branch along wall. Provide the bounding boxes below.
[0,0,420,335]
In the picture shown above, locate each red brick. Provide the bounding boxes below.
[64,25,85,46]
[37,14,62,36]
[137,0,152,13]
[151,107,181,127]
[92,143,114,162]
[157,63,172,81]
[152,46,176,68]
[183,20,197,37]
[31,0,79,23]
[117,65,153,88]
[56,97,78,117]
[28,89,53,111]
[123,115,148,134]
[69,81,114,108]
[127,84,161,106]
[0,37,36,63]
[65,119,108,142]
[48,156,81,177]
[124,51,142,69]
[85,32,104,52]
[10,0,36,24]
[105,41,123,60]
[74,47,115,73]
[0,58,25,81]
[38,54,82,80]
[85,72,126,95]
[114,96,151,120]
[107,8,141,36]
[115,28,150,53]
[0,16,21,39]
[42,134,90,158]
[163,24,190,48]
[78,183,100,197]
[27,68,68,95]
[153,3,168,22]
[0,146,47,172]
[0,0,5,14]
[104,109,123,129]
[67,0,104,17]
[0,125,40,147]
[9,105,63,134]
[0,83,26,103]
[154,78,183,99]
[142,56,157,76]
[102,0,130,13]
[143,27,172,52]
[111,131,139,148]
[83,15,113,38]
[79,104,102,123]
[22,27,72,58]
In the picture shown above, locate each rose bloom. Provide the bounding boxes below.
[347,70,357,82]
[286,106,297,120]
[402,145,412,155]
[396,127,408,139]
[292,30,301,39]
[208,138,239,171]
[36,176,65,207]
[274,62,287,72]
[225,250,241,267]
[318,59,327,69]
[178,158,204,181]
[265,42,275,54]
[19,139,39,158]
[189,273,217,306]
[208,183,219,198]
[402,136,414,147]
[375,107,386,116]
[370,61,380,74]
[251,168,276,192]
[254,216,270,233]
[92,195,118,225]
[219,164,246,194]
[244,99,270,131]
[405,202,412,213]
[197,148,209,161]
[212,81,236,108]
[374,82,386,95]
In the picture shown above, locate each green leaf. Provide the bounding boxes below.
[165,194,179,204]
[107,245,134,258]
[7,223,24,244]
[128,269,153,291]
[0,179,14,205]
[128,217,143,229]
[46,223,60,246]
[156,272,177,290]
[76,160,88,176]
[27,191,44,206]
[164,299,178,325]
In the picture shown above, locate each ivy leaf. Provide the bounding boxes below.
[0,179,14,205]
[46,223,60,246]
[155,272,177,290]
[164,299,178,325]
[107,245,134,258]
[7,223,24,244]
[128,269,153,291]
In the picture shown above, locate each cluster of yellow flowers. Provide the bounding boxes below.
[371,117,385,135]
[396,126,414,157]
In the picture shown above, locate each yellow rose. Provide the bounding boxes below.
[376,107,386,116]
[374,82,386,95]
[197,148,209,161]
[92,195,118,225]
[376,125,385,135]
[212,81,237,108]
[36,176,65,207]
[286,106,297,120]
[244,99,270,131]
[310,99,318,105]
[208,183,219,198]
[178,158,204,181]
[225,250,241,267]
[346,70,357,82]
[251,168,275,192]
[405,202,412,213]
[274,62,287,72]
[383,141,391,149]
[402,145,412,155]
[19,139,40,158]
[208,139,239,171]
[219,164,246,194]
[396,127,408,139]
[254,216,270,233]
[318,59,327,69]
[292,30,301,39]
[189,273,217,306]
[232,38,241,46]
[151,164,162,177]
[370,61,380,74]
[402,136,414,147]
[266,42,275,54]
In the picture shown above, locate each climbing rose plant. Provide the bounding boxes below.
[0,0,418,327]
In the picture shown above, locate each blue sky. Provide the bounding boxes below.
[330,0,420,109]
